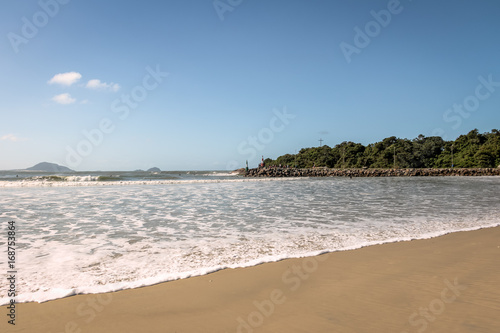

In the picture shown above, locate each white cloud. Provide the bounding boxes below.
[1,134,27,142]
[80,99,89,104]
[86,79,120,92]
[52,93,76,105]
[48,72,82,86]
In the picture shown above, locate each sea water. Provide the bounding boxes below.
[1,172,499,305]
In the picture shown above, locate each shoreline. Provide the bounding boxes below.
[3,223,497,306]
[245,167,500,177]
[3,226,500,332]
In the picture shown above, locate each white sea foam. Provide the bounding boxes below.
[0,177,295,187]
[0,176,499,305]
[200,171,240,176]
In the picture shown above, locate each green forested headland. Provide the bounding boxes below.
[265,129,500,169]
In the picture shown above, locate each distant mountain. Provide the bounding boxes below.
[147,167,161,172]
[25,162,74,172]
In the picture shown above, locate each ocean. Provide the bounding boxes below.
[1,171,499,305]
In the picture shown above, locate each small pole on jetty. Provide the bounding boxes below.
[393,145,396,169]
[451,144,454,168]
[342,147,345,169]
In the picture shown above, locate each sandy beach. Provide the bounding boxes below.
[3,226,500,333]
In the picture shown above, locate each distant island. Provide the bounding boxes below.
[25,162,74,172]
[134,167,162,172]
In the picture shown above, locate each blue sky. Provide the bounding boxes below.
[1,0,499,171]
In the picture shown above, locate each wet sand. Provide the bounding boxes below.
[2,226,500,333]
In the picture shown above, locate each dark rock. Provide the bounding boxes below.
[245,167,500,178]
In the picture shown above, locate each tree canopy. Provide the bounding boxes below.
[265,129,500,169]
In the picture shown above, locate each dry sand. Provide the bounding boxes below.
[2,226,500,333]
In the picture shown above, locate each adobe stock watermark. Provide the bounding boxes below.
[339,0,404,64]
[400,277,467,333]
[225,107,295,170]
[433,74,500,139]
[235,255,328,333]
[7,0,71,54]
[213,0,243,21]
[65,65,168,168]
[56,293,113,333]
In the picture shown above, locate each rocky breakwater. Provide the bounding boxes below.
[245,167,500,178]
